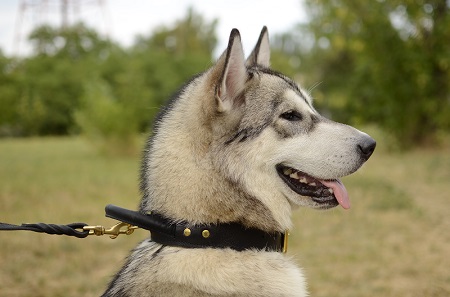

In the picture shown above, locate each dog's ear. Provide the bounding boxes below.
[246,26,270,67]
[215,29,247,112]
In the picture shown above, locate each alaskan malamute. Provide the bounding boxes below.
[102,27,376,297]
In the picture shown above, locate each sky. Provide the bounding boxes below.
[0,0,306,57]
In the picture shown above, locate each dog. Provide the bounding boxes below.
[102,27,376,297]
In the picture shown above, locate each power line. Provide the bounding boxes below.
[13,0,112,56]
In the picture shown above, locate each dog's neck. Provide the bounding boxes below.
[142,145,285,233]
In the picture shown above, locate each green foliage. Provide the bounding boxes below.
[129,7,217,119]
[271,32,304,79]
[74,8,217,154]
[0,23,116,136]
[285,0,450,147]
[0,53,22,135]
[0,8,218,155]
[138,7,217,57]
[5,3,448,149]
[74,80,140,155]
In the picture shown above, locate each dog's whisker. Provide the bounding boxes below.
[308,81,323,93]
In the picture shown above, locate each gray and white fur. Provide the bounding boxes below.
[102,27,375,297]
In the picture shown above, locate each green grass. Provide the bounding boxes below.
[0,137,145,297]
[1,137,449,296]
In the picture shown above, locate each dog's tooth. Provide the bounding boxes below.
[283,168,293,175]
[299,177,307,183]
[328,188,334,194]
[290,171,299,179]
[309,182,316,186]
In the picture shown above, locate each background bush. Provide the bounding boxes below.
[0,4,448,150]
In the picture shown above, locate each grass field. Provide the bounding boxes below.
[0,137,449,297]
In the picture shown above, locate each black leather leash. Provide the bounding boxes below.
[0,222,90,238]
[0,204,288,253]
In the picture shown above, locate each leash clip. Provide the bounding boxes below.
[83,222,139,239]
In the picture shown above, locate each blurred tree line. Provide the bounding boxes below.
[274,0,449,147]
[0,3,449,150]
[0,8,217,153]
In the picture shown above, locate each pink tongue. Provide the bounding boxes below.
[320,179,350,209]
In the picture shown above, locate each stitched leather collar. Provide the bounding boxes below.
[105,204,288,253]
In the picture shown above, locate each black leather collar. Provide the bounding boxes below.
[105,204,288,253]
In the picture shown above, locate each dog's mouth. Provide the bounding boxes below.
[276,165,350,209]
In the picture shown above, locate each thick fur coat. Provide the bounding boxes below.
[102,27,375,297]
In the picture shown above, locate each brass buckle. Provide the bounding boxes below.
[282,230,290,253]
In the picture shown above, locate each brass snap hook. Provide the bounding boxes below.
[83,222,139,239]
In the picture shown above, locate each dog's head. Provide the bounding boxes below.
[208,27,375,212]
[141,27,376,230]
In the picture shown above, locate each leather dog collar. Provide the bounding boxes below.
[105,204,288,253]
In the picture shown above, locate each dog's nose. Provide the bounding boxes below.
[357,137,376,161]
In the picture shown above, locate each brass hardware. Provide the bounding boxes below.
[183,228,191,237]
[83,222,138,239]
[282,230,290,253]
[202,229,210,238]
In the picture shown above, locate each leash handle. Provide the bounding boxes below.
[0,205,145,239]
[0,205,165,240]
[105,204,174,235]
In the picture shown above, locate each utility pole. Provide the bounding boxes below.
[13,0,111,56]
[61,0,68,28]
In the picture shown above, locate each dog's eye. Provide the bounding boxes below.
[280,110,303,121]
